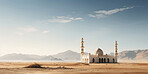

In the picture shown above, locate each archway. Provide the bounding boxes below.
[92,58,95,63]
[104,58,106,63]
[99,58,101,63]
[113,58,115,63]
[107,58,109,63]
[101,58,103,63]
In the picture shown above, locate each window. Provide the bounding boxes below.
[113,58,115,63]
[104,58,106,63]
[107,58,109,63]
[99,58,101,63]
[92,58,95,63]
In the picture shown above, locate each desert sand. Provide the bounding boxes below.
[0,62,148,74]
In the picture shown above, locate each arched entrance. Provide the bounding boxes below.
[107,58,109,63]
[101,58,103,63]
[92,58,95,63]
[113,58,115,63]
[104,58,106,63]
[99,58,101,63]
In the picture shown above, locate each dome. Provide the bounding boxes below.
[95,48,103,55]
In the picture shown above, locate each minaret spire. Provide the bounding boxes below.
[81,38,84,55]
[115,41,118,62]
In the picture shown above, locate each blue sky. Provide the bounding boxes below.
[0,0,148,55]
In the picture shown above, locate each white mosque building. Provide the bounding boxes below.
[80,38,118,63]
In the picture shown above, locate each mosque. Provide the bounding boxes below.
[80,38,118,63]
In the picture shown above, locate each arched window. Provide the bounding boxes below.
[102,58,103,63]
[100,58,102,63]
[113,58,115,63]
[107,58,109,63]
[99,58,101,63]
[104,58,106,63]
[92,58,95,63]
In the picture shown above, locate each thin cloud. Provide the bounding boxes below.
[18,27,38,32]
[48,19,72,23]
[88,14,106,18]
[95,7,134,15]
[42,30,49,34]
[89,6,134,18]
[48,16,83,23]
[16,27,38,35]
[75,17,83,20]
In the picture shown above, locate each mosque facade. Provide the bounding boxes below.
[80,38,118,63]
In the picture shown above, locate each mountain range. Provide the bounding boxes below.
[118,49,148,60]
[52,50,80,60]
[0,53,62,61]
[0,49,148,61]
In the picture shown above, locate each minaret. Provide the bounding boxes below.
[81,38,84,55]
[115,41,118,62]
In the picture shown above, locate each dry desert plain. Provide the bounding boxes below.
[0,62,148,74]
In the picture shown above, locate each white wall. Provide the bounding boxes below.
[81,54,117,63]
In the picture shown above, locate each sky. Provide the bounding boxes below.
[0,0,148,56]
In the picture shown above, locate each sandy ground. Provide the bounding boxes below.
[0,62,148,74]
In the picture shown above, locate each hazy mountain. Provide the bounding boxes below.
[53,50,80,60]
[118,49,148,60]
[0,53,62,61]
[1,49,148,61]
[40,55,62,60]
[53,49,148,61]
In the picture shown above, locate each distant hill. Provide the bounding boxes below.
[118,49,148,60]
[52,49,148,61]
[39,55,62,60]
[1,49,148,61]
[53,50,80,60]
[0,53,62,61]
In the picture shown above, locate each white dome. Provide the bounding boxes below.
[95,48,103,55]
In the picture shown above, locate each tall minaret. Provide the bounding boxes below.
[81,38,84,55]
[115,41,118,62]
